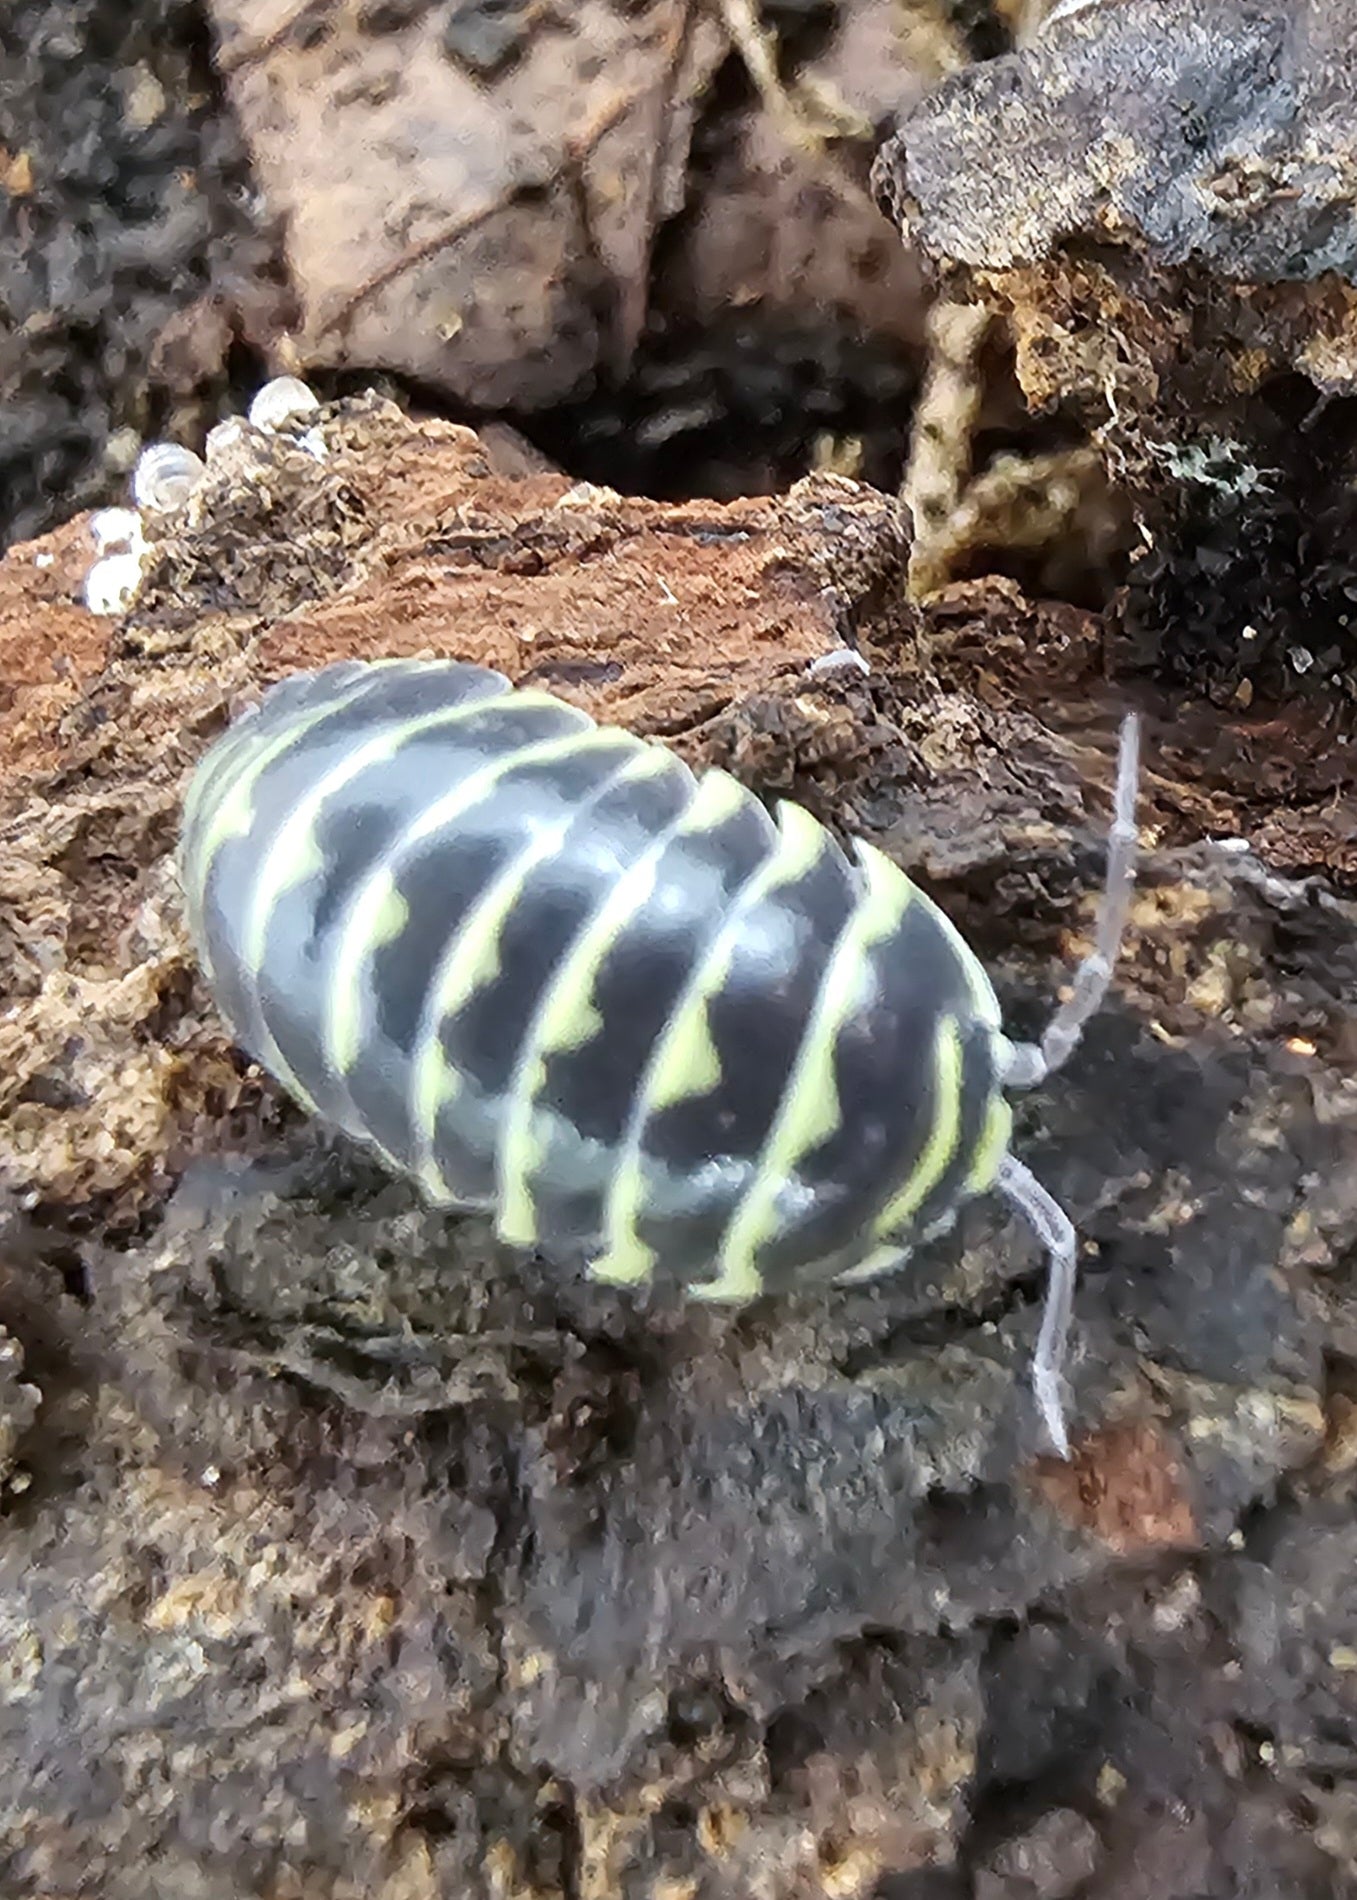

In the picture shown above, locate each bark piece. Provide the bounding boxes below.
[873,0,1357,761]
[877,3,1353,283]
[211,0,926,411]
[0,518,114,779]
[975,1807,1101,1900]
[211,0,725,404]
[0,1326,39,1492]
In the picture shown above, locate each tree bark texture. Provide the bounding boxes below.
[0,0,1356,1892]
[0,376,1353,1896]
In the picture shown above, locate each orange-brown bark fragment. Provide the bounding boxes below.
[0,518,114,779]
[1029,1422,1199,1557]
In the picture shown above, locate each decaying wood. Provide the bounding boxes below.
[875,0,1357,840]
[0,381,1354,1894]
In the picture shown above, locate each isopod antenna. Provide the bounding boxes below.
[998,711,1141,1456]
[1002,712,1141,1090]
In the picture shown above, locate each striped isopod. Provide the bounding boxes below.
[178,659,1140,1454]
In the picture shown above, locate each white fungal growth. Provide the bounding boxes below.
[204,417,251,464]
[80,371,328,615]
[248,376,320,433]
[1039,0,1104,28]
[84,549,146,616]
[88,507,146,555]
[807,647,872,680]
[133,441,206,513]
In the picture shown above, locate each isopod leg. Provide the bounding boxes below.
[997,1153,1078,1458]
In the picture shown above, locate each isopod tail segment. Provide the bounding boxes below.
[994,711,1141,1460]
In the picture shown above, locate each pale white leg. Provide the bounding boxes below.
[1002,712,1140,1089]
[998,1154,1078,1457]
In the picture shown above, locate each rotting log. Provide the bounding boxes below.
[875,0,1357,878]
[0,392,1353,1895]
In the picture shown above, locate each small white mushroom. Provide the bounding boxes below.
[88,507,146,554]
[248,376,320,433]
[83,549,145,616]
[133,441,206,513]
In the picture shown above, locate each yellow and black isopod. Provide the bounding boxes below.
[178,659,1140,1455]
